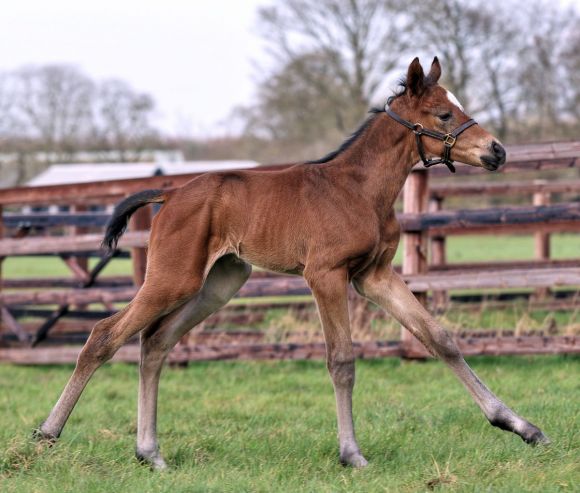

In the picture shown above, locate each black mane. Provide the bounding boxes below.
[307,107,385,164]
[387,76,408,105]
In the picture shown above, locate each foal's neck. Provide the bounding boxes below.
[326,113,417,214]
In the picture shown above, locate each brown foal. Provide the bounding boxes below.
[37,57,548,469]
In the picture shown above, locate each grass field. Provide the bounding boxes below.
[0,356,578,492]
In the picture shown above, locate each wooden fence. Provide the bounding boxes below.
[0,140,579,363]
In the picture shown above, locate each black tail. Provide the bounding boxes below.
[102,189,165,254]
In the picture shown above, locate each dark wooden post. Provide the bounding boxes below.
[401,168,429,357]
[130,204,152,286]
[70,204,89,274]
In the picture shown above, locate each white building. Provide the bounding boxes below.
[24,160,259,213]
[27,160,259,187]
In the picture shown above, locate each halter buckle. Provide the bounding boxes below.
[443,134,456,147]
[412,123,423,134]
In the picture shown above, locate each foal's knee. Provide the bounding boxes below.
[140,332,170,367]
[430,325,462,361]
[77,316,123,368]
[328,357,355,388]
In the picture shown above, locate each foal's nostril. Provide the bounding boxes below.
[491,141,506,163]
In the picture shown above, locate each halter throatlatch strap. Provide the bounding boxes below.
[385,105,477,173]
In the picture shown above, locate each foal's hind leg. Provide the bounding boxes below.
[354,265,549,445]
[37,254,210,441]
[136,255,251,469]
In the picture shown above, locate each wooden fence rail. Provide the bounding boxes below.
[1,335,577,365]
[430,179,580,198]
[2,202,577,256]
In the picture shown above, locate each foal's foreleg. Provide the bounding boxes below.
[354,266,549,445]
[136,255,251,469]
[308,269,367,467]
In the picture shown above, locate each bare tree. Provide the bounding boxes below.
[14,65,94,159]
[467,2,522,140]
[241,53,355,138]
[560,21,580,135]
[410,0,518,116]
[94,79,158,161]
[260,0,406,105]
[515,1,578,140]
[0,72,19,139]
[0,65,162,184]
[235,0,411,160]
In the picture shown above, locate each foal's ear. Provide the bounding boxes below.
[407,57,425,96]
[427,56,442,83]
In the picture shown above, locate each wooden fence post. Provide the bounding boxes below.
[69,204,89,309]
[69,204,89,273]
[533,181,551,299]
[429,196,448,309]
[402,168,429,357]
[130,204,152,286]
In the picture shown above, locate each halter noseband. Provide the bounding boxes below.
[385,104,477,173]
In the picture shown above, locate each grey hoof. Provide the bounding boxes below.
[340,451,369,468]
[523,427,550,446]
[32,427,58,445]
[136,450,168,471]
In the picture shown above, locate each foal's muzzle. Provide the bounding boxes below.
[481,141,506,171]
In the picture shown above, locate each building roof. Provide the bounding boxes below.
[27,160,259,187]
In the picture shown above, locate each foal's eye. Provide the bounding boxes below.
[438,112,452,121]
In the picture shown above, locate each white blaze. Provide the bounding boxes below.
[445,89,464,112]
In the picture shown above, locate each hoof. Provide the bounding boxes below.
[340,451,369,468]
[136,450,168,471]
[149,457,168,471]
[32,427,58,445]
[523,427,550,446]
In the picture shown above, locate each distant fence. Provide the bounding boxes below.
[0,140,579,363]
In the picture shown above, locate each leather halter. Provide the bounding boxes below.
[385,104,477,173]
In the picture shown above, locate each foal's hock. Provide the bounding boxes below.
[36,57,548,470]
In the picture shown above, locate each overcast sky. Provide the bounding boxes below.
[1,0,578,139]
[0,0,269,137]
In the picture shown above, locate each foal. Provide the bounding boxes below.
[36,57,548,469]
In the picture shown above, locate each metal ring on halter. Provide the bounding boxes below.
[412,123,423,134]
[443,134,456,147]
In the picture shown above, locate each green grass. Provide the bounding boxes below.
[1,356,578,492]
[438,305,578,333]
[257,302,579,340]
[2,257,133,279]
[3,234,579,279]
[445,233,579,263]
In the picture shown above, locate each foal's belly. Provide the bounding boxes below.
[238,249,304,276]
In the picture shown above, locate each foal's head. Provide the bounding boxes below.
[388,57,506,171]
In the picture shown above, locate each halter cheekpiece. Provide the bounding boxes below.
[385,104,477,173]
